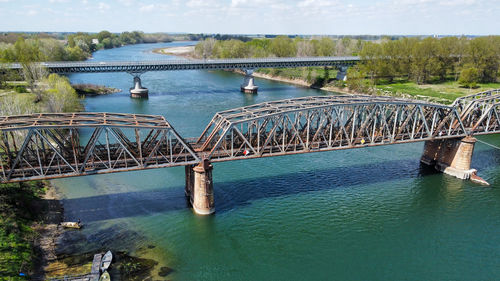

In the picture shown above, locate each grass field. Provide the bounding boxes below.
[375,80,500,104]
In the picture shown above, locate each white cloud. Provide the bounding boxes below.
[186,0,221,8]
[298,0,338,7]
[439,0,476,6]
[27,9,38,16]
[231,0,247,7]
[49,0,69,3]
[98,2,110,12]
[118,0,135,6]
[139,4,155,12]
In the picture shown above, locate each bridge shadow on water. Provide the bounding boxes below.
[61,148,499,223]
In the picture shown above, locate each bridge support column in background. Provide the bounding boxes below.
[336,66,348,81]
[241,69,258,94]
[185,160,215,215]
[130,75,149,98]
[421,136,488,184]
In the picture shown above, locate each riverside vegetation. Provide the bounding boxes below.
[0,66,81,280]
[194,36,500,104]
[0,31,174,62]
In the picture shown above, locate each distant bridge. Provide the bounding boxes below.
[2,90,499,214]
[4,56,360,97]
[5,56,359,73]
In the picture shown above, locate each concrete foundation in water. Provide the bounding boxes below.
[130,76,149,98]
[185,160,215,215]
[421,136,488,184]
[241,70,258,94]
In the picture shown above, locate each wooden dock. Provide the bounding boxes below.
[90,253,103,280]
[48,253,103,281]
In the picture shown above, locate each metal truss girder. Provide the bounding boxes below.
[0,113,199,183]
[198,96,471,162]
[3,57,360,74]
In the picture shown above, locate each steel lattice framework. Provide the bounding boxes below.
[0,113,199,183]
[452,89,500,135]
[3,90,500,183]
[4,56,359,73]
[195,95,468,161]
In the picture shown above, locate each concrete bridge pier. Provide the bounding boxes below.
[185,160,215,215]
[421,136,487,183]
[130,75,149,98]
[336,66,348,81]
[241,69,258,94]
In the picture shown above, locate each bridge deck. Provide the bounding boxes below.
[4,56,360,73]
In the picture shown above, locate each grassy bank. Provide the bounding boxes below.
[253,67,499,104]
[0,181,47,279]
[374,80,500,104]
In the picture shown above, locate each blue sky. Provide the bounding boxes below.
[0,0,499,35]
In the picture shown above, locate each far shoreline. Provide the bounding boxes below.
[152,45,357,96]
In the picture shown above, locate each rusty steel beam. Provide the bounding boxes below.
[195,95,468,162]
[3,91,500,183]
[0,113,199,183]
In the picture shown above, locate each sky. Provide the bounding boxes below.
[0,0,499,35]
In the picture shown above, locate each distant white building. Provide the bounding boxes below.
[92,38,99,44]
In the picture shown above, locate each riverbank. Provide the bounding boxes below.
[72,83,121,96]
[32,183,64,279]
[152,49,465,103]
[247,70,358,95]
[0,181,55,279]
[152,45,195,58]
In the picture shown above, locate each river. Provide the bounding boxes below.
[52,41,500,280]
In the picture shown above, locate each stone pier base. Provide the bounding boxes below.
[241,70,258,94]
[185,160,215,215]
[130,76,149,98]
[336,66,348,81]
[421,136,484,181]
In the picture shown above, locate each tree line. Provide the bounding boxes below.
[0,31,173,63]
[356,36,500,87]
[194,36,500,88]
[194,36,360,59]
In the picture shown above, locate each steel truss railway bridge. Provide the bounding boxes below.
[1,89,499,214]
[5,56,359,97]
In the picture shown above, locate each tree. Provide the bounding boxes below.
[101,38,113,49]
[195,38,217,58]
[458,67,480,90]
[296,40,315,57]
[465,36,499,82]
[316,37,335,56]
[270,36,296,57]
[345,66,369,93]
[22,63,48,102]
[44,74,80,112]
[97,30,112,42]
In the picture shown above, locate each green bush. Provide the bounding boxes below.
[14,85,27,93]
[459,67,480,89]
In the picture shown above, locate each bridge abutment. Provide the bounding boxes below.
[185,160,215,215]
[241,69,258,94]
[421,136,481,181]
[130,76,149,98]
[336,66,348,81]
